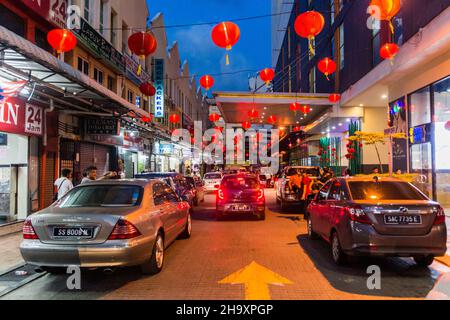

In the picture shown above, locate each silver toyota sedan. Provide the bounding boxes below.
[20,179,192,274]
[307,176,447,266]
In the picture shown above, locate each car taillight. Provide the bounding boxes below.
[257,189,264,201]
[433,206,446,225]
[23,219,39,240]
[218,188,224,200]
[108,219,141,240]
[346,206,371,225]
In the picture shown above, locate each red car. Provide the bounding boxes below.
[216,174,266,220]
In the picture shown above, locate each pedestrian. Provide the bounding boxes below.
[54,169,74,200]
[343,168,352,177]
[372,167,380,174]
[80,166,98,184]
[301,171,313,200]
[289,169,303,199]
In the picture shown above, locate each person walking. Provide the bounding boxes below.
[289,169,303,199]
[54,169,74,200]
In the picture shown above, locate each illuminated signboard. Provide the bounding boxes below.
[154,59,165,118]
[409,124,431,144]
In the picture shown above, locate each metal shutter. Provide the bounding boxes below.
[43,152,55,207]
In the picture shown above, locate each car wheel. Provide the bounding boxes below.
[141,233,164,275]
[413,255,434,267]
[331,231,346,265]
[307,217,319,240]
[258,211,266,221]
[179,214,192,239]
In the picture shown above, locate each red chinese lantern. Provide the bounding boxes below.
[211,22,240,65]
[370,0,401,33]
[47,29,77,54]
[380,43,399,60]
[300,105,311,115]
[289,102,300,113]
[293,126,302,132]
[200,75,215,91]
[128,31,157,75]
[445,121,450,131]
[242,121,252,130]
[215,126,224,133]
[139,82,156,97]
[259,68,275,85]
[318,58,337,80]
[169,113,180,124]
[294,11,325,55]
[209,113,220,122]
[248,109,259,119]
[267,115,277,125]
[141,115,153,123]
[329,94,341,103]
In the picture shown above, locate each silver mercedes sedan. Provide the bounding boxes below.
[20,179,192,274]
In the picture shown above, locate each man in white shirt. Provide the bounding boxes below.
[54,169,74,200]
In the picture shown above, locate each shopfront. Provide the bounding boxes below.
[0,97,42,221]
[408,75,450,206]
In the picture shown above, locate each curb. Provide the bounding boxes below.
[0,221,24,237]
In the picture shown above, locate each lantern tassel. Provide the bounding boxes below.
[137,64,142,76]
[308,37,315,56]
[225,53,230,65]
[326,73,330,81]
[389,20,395,35]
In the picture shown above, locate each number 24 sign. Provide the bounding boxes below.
[25,104,43,136]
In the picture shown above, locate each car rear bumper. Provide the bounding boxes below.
[204,185,218,192]
[216,203,265,215]
[344,223,447,257]
[20,236,155,268]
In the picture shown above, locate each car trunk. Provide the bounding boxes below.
[354,200,437,236]
[31,207,135,245]
[227,189,260,203]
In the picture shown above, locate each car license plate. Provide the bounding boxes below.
[384,215,422,225]
[53,227,94,238]
[230,205,250,211]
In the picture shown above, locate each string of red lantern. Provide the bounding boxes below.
[141,115,153,123]
[128,31,157,75]
[248,109,259,120]
[300,105,311,116]
[169,113,181,124]
[329,94,341,103]
[289,102,300,114]
[380,43,399,62]
[267,115,277,125]
[139,82,156,97]
[200,75,215,91]
[209,113,221,122]
[211,22,240,65]
[294,11,325,56]
[369,0,401,34]
[318,58,336,80]
[242,121,252,130]
[47,29,77,55]
[259,68,275,86]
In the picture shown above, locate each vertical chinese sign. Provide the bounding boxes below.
[154,59,165,118]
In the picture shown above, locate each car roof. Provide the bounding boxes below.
[337,176,409,182]
[222,173,258,179]
[76,179,152,187]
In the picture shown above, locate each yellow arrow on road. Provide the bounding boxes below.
[218,261,293,300]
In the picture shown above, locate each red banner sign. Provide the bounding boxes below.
[20,0,68,29]
[0,98,43,136]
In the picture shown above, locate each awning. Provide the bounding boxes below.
[0,25,149,119]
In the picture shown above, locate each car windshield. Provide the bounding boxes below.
[59,185,142,207]
[222,176,259,190]
[286,168,319,176]
[205,173,221,179]
[348,181,428,201]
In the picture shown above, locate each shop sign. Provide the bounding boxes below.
[124,54,151,85]
[20,0,67,29]
[85,118,120,135]
[160,142,173,155]
[0,98,43,136]
[123,136,144,152]
[84,134,124,147]
[409,124,431,144]
[74,17,125,73]
[392,138,408,173]
[154,59,165,118]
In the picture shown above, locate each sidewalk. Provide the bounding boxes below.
[0,232,24,273]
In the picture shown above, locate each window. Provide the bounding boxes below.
[410,86,431,127]
[93,68,104,84]
[348,181,427,201]
[77,57,89,75]
[317,181,332,201]
[99,0,105,35]
[372,28,381,67]
[432,76,450,171]
[110,11,117,45]
[84,0,90,22]
[0,4,26,37]
[59,185,143,207]
[35,28,52,52]
[309,68,316,93]
[107,76,115,91]
[327,182,342,201]
[330,0,335,25]
[339,24,345,70]
[127,90,134,103]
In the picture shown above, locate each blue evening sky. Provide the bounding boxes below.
[147,0,271,92]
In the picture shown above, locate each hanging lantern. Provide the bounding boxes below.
[318,58,337,80]
[293,126,302,132]
[329,94,341,103]
[242,121,252,130]
[380,43,399,61]
[128,31,157,75]
[141,115,153,123]
[209,113,220,122]
[215,126,224,133]
[267,115,277,125]
[211,22,240,65]
[248,109,259,119]
[47,29,77,54]
[289,102,300,113]
[200,75,215,91]
[169,113,180,124]
[139,82,156,97]
[259,68,275,85]
[445,121,450,131]
[294,11,325,56]
[300,105,311,116]
[369,0,401,34]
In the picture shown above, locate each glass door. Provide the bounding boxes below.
[410,143,433,199]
